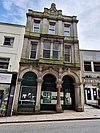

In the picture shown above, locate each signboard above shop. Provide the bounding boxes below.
[0,73,12,84]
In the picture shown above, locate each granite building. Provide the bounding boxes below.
[13,3,84,114]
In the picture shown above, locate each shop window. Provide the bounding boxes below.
[3,37,14,46]
[64,45,71,62]
[94,62,100,72]
[33,20,40,33]
[20,86,36,104]
[0,84,10,116]
[0,58,10,70]
[30,42,37,59]
[93,88,97,100]
[49,22,55,34]
[86,88,91,100]
[20,72,37,104]
[64,24,70,36]
[84,61,92,71]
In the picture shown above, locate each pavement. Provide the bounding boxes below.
[0,104,100,124]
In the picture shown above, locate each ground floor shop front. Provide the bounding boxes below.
[13,64,84,114]
[0,72,17,116]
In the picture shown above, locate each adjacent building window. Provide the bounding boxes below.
[3,37,14,46]
[30,42,37,59]
[43,41,60,59]
[33,20,40,33]
[49,22,55,34]
[84,61,92,71]
[94,62,100,72]
[0,58,10,70]
[64,24,70,36]
[64,45,71,62]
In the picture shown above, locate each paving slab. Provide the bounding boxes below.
[0,105,100,124]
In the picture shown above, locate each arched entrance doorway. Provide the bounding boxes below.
[41,74,57,111]
[18,72,37,112]
[62,75,75,110]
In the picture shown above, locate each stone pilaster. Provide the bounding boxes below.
[74,82,84,112]
[35,66,43,112]
[13,78,22,113]
[56,68,63,113]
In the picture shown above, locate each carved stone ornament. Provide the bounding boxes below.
[50,3,57,14]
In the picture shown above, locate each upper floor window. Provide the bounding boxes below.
[53,42,60,59]
[49,22,55,34]
[84,61,92,71]
[0,58,10,70]
[33,20,40,33]
[30,42,37,59]
[64,45,71,62]
[64,24,70,36]
[94,62,100,72]
[3,37,14,46]
[43,41,60,59]
[43,42,51,58]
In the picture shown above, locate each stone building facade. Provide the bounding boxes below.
[80,49,100,105]
[13,3,84,114]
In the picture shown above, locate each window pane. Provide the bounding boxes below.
[64,24,70,36]
[94,62,100,72]
[64,46,71,62]
[21,86,36,104]
[34,20,40,33]
[30,43,37,59]
[84,62,91,71]
[31,43,37,50]
[64,54,70,61]
[43,50,50,58]
[30,52,36,59]
[53,43,59,50]
[49,22,55,34]
[43,42,51,49]
[3,37,14,46]
[53,51,59,59]
[0,58,9,69]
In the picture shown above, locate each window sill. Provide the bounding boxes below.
[1,45,13,48]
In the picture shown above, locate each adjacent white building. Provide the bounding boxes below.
[80,49,100,105]
[0,22,25,72]
[0,22,25,116]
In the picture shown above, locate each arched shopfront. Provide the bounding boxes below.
[41,74,57,111]
[62,75,75,110]
[18,71,37,112]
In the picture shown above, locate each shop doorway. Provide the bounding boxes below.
[41,74,57,111]
[62,75,75,110]
[18,72,37,112]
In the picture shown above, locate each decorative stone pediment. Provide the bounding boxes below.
[44,3,62,16]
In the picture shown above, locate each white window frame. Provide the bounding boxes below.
[49,22,56,34]
[64,45,71,62]
[3,36,14,46]
[53,42,60,59]
[43,41,60,59]
[33,20,40,33]
[30,41,38,59]
[64,24,70,36]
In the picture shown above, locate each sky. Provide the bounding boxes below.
[0,0,100,50]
